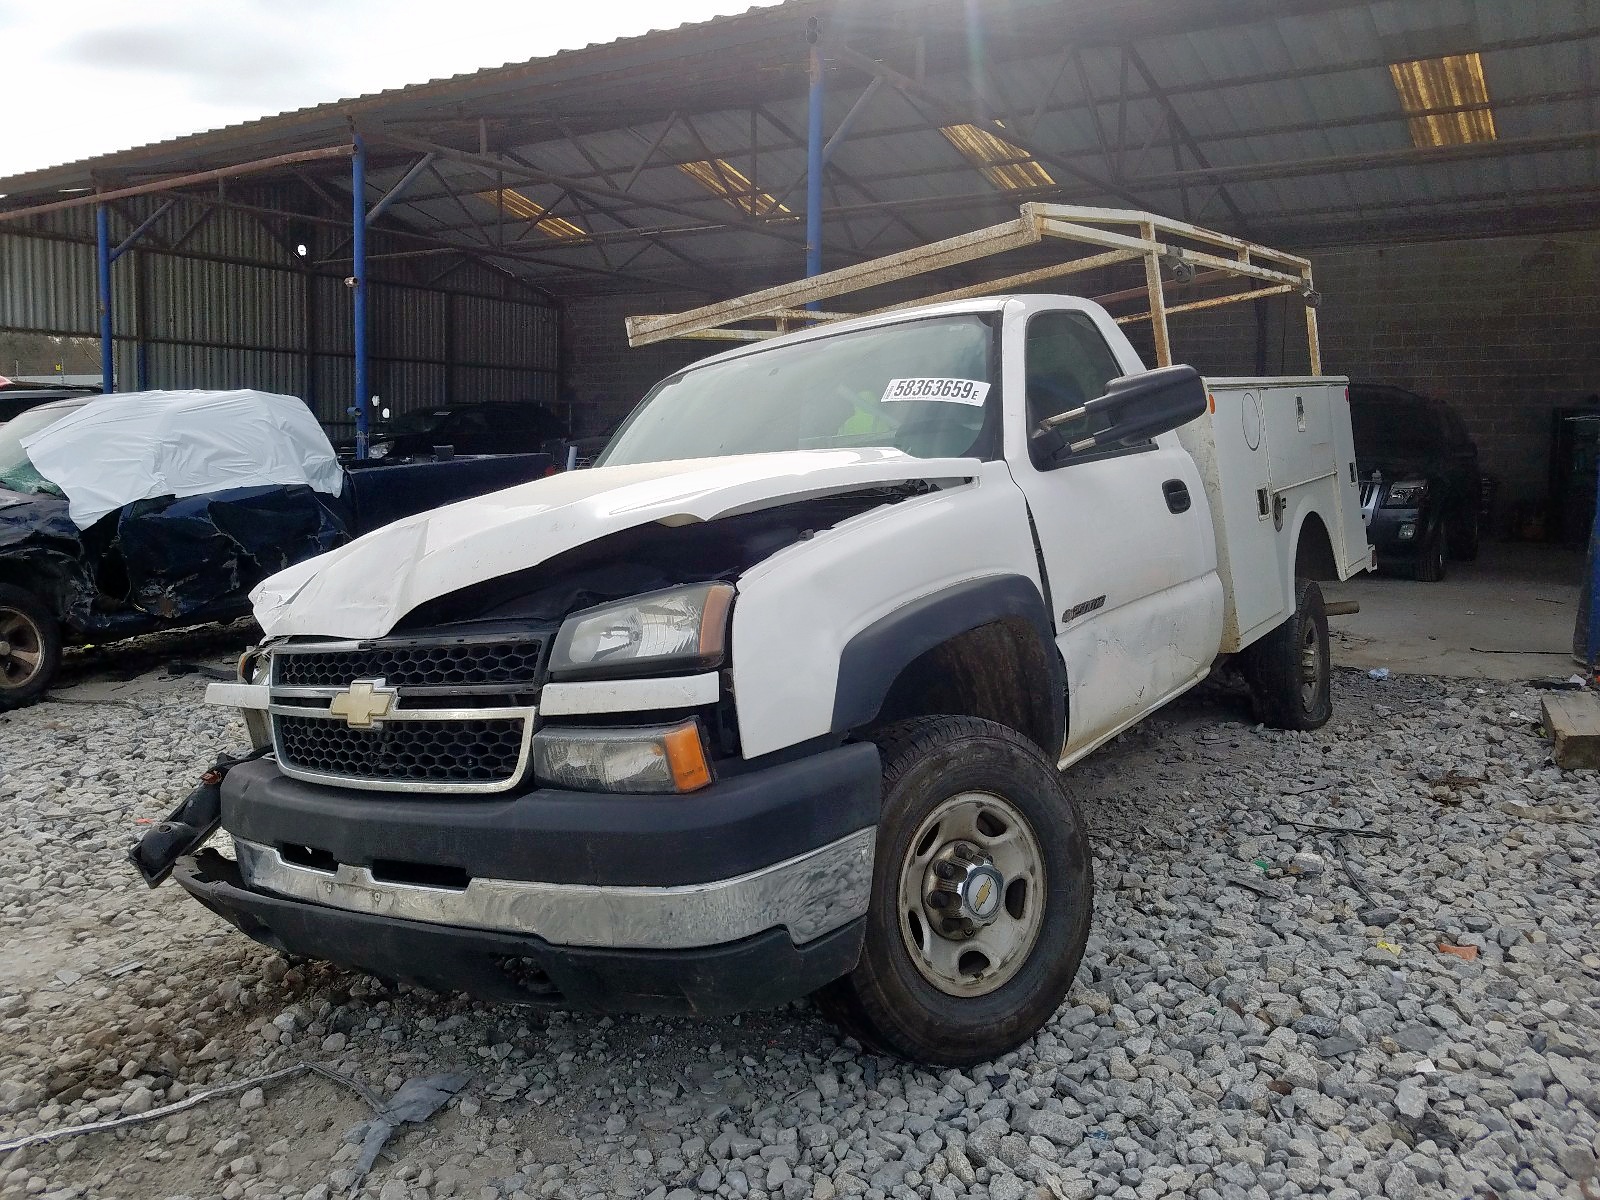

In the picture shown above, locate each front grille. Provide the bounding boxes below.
[273,714,526,785]
[268,633,545,792]
[274,638,544,690]
[1359,482,1379,507]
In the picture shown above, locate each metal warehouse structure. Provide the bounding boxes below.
[0,0,1596,469]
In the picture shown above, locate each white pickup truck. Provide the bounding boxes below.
[135,208,1369,1067]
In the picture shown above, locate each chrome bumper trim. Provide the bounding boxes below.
[233,827,876,950]
[206,681,269,709]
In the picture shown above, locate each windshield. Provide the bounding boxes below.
[599,314,998,467]
[0,403,84,479]
[1350,398,1441,459]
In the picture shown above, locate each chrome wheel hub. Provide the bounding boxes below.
[897,791,1046,998]
[1299,623,1321,706]
[0,609,43,688]
[925,842,1006,932]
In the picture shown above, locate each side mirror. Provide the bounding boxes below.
[1035,365,1206,460]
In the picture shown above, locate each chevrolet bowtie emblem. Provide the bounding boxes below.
[328,678,398,728]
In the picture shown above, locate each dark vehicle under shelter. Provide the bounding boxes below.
[340,401,570,463]
[1350,384,1482,581]
[0,389,552,708]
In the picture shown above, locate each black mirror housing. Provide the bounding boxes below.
[1043,365,1207,459]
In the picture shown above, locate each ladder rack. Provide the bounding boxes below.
[625,204,1322,374]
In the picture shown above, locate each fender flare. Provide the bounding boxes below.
[830,573,1065,751]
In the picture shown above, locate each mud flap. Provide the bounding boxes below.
[128,749,268,887]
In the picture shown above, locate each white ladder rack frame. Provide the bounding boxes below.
[624,203,1322,374]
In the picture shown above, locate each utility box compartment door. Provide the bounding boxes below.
[1177,385,1283,651]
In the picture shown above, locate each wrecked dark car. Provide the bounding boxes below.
[0,389,551,709]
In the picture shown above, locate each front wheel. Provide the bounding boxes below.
[1412,519,1447,582]
[0,584,61,712]
[815,716,1092,1067]
[1243,578,1332,731]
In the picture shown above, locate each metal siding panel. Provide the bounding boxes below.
[143,255,304,349]
[0,233,98,333]
[452,365,555,404]
[144,343,302,393]
[313,355,354,426]
[315,275,354,354]
[372,358,447,409]
[370,283,445,360]
[451,292,548,367]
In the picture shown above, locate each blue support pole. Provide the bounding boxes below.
[95,204,114,393]
[351,133,370,460]
[804,24,825,306]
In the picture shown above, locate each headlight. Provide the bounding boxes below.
[531,719,712,793]
[367,440,393,460]
[235,647,272,749]
[1383,479,1428,507]
[237,647,271,684]
[549,582,734,679]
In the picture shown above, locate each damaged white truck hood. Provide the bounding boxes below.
[252,448,978,639]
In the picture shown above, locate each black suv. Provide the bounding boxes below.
[1349,384,1481,581]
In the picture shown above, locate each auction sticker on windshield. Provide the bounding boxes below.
[880,378,990,405]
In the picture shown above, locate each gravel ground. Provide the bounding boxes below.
[1,644,1597,1200]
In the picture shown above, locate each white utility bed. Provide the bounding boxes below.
[1181,377,1370,652]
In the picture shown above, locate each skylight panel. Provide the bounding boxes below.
[1389,53,1497,148]
[940,123,1055,191]
[474,188,586,239]
[679,159,789,217]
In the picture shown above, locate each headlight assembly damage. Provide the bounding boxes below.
[550,582,734,679]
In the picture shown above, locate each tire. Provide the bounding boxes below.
[1243,578,1332,731]
[815,716,1092,1067]
[1448,507,1480,562]
[0,584,61,712]
[1412,519,1447,582]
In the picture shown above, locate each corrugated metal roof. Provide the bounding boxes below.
[1,0,1595,296]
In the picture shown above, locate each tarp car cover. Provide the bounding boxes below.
[20,389,343,529]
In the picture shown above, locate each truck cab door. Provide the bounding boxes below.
[1007,307,1223,763]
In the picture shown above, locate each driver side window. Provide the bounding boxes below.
[1024,311,1123,440]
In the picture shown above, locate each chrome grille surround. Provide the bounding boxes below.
[267,635,545,794]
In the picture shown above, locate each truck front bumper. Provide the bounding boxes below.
[173,743,880,1014]
[1365,507,1425,560]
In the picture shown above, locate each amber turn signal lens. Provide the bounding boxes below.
[662,722,713,792]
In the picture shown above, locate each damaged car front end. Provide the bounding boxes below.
[137,451,981,1014]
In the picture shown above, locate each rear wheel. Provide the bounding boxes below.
[1413,519,1447,582]
[1244,578,1332,731]
[815,716,1092,1067]
[0,584,61,711]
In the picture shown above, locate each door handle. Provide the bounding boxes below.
[1162,479,1191,514]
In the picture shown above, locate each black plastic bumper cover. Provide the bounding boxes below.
[219,741,881,887]
[174,850,865,1015]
